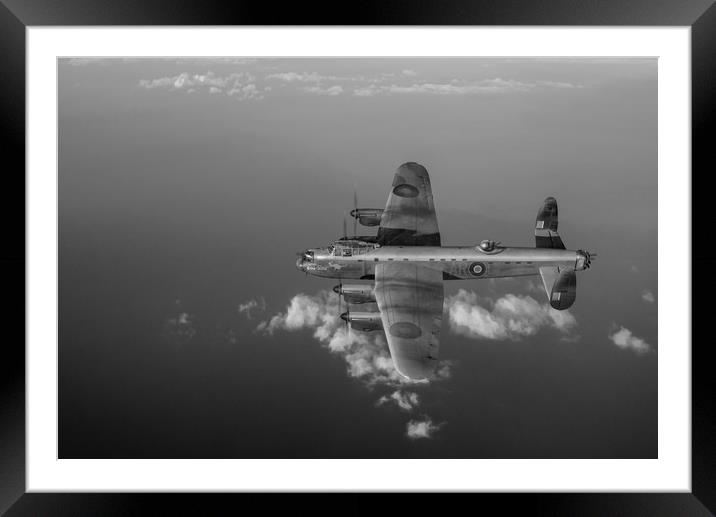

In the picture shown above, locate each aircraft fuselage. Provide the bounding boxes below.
[296,242,587,280]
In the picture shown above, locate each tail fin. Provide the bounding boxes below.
[535,197,565,249]
[536,197,575,310]
[539,267,576,310]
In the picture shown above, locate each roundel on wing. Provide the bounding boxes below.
[390,322,422,339]
[468,262,486,277]
[392,183,419,198]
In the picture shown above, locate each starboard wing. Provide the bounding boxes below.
[374,262,444,380]
[375,162,441,246]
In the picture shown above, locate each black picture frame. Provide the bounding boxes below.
[1,1,713,514]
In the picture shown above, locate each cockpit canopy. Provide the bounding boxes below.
[333,239,375,248]
[329,240,379,256]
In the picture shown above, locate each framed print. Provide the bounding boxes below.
[2,0,714,514]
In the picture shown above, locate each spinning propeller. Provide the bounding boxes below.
[579,250,597,269]
[339,307,351,339]
[353,188,358,236]
[333,281,343,313]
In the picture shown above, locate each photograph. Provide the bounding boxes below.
[58,56,657,459]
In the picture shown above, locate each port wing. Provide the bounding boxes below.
[374,262,444,380]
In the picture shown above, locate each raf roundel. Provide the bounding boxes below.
[468,262,486,277]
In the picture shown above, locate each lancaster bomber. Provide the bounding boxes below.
[296,162,595,381]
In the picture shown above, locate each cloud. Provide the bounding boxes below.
[256,290,451,387]
[265,72,328,83]
[609,326,651,354]
[238,297,267,319]
[262,71,580,98]
[163,311,196,346]
[138,71,264,100]
[353,84,381,97]
[260,70,580,98]
[303,85,344,96]
[536,80,582,88]
[445,289,577,340]
[406,418,443,439]
[389,79,532,95]
[377,390,420,411]
[641,290,655,303]
[265,72,366,84]
[353,78,581,97]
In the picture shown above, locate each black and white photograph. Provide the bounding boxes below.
[58,56,657,459]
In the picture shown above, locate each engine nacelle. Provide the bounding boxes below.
[340,311,383,332]
[350,208,383,227]
[332,284,376,304]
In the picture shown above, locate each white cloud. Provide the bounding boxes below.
[353,78,581,97]
[641,290,655,303]
[265,71,327,82]
[537,80,582,88]
[163,311,196,346]
[392,78,532,95]
[303,85,344,96]
[265,71,366,84]
[138,71,264,100]
[406,418,443,439]
[238,297,267,319]
[402,69,417,76]
[445,289,577,341]
[609,326,651,354]
[377,390,420,411]
[353,84,381,97]
[256,290,451,387]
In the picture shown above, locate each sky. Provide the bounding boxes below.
[58,57,657,458]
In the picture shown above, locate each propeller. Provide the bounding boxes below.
[586,251,597,268]
[579,250,597,269]
[333,282,343,314]
[353,188,358,236]
[340,308,351,339]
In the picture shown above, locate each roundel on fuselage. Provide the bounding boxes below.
[468,262,486,277]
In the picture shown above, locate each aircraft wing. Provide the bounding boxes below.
[374,262,444,380]
[375,162,441,246]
